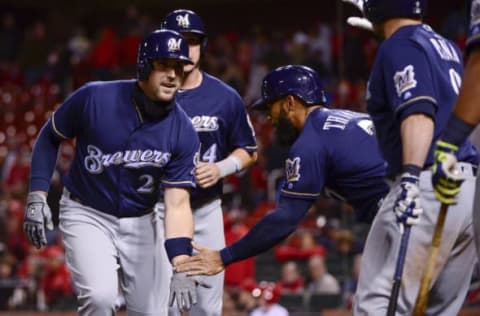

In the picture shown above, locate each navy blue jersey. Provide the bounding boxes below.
[280,108,388,221]
[467,0,480,53]
[37,80,199,217]
[175,72,257,202]
[367,24,478,177]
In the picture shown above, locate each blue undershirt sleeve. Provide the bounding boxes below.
[29,120,63,192]
[219,196,313,265]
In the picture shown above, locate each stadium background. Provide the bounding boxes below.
[1,0,479,315]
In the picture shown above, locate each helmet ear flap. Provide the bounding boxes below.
[138,59,152,81]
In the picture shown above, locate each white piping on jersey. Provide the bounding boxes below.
[162,179,195,186]
[281,189,321,198]
[134,105,144,123]
[245,145,258,150]
[51,114,69,139]
[394,95,437,114]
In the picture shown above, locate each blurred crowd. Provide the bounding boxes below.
[0,3,478,314]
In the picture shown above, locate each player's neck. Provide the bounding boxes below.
[182,67,202,90]
[383,18,422,39]
[295,105,322,130]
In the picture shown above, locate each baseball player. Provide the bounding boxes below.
[341,0,479,314]
[431,0,480,257]
[159,9,258,316]
[23,29,204,315]
[173,65,389,284]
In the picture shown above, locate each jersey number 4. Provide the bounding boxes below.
[202,144,217,163]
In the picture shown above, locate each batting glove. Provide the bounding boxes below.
[24,192,54,249]
[169,272,211,312]
[432,140,464,205]
[341,0,374,31]
[393,171,423,234]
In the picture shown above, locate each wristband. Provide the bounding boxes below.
[442,114,475,147]
[402,164,421,177]
[164,237,192,262]
[216,156,241,178]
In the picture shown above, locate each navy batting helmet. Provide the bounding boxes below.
[252,65,327,111]
[137,29,193,81]
[161,9,207,48]
[364,0,427,24]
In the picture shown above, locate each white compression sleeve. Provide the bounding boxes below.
[216,155,242,178]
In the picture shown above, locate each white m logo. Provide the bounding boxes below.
[176,14,190,28]
[168,38,182,52]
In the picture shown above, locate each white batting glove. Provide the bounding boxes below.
[393,172,423,234]
[341,0,374,31]
[24,192,54,249]
[346,17,373,31]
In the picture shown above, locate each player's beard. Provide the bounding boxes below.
[372,23,386,40]
[275,115,299,147]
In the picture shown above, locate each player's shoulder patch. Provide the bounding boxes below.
[285,157,301,182]
[393,65,417,99]
[356,119,375,136]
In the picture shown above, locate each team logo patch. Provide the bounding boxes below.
[357,119,375,136]
[168,38,182,52]
[285,157,301,182]
[393,65,417,98]
[176,13,190,28]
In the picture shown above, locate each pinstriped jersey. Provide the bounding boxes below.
[175,72,257,202]
[367,24,478,177]
[280,108,388,222]
[467,0,480,53]
[49,80,199,217]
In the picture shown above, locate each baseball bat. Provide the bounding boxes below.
[386,224,412,316]
[412,203,448,316]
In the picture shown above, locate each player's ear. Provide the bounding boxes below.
[284,95,296,113]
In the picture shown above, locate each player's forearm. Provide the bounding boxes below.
[164,188,194,238]
[401,113,434,168]
[215,148,257,178]
[230,148,257,170]
[30,121,62,192]
[165,206,194,238]
[454,49,480,126]
[219,196,312,266]
[163,188,194,263]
